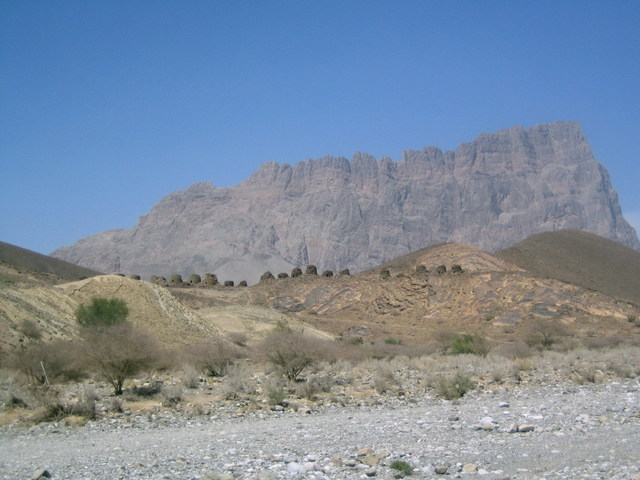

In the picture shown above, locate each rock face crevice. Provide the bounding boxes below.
[52,122,639,283]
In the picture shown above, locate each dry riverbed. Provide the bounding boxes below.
[1,379,639,480]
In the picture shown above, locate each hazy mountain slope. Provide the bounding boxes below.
[0,241,101,284]
[52,122,640,284]
[497,230,640,306]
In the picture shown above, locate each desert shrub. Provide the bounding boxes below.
[291,267,303,278]
[338,268,350,276]
[16,319,42,341]
[415,264,427,274]
[170,274,184,285]
[228,331,248,347]
[265,378,285,406]
[184,339,241,377]
[277,272,289,279]
[188,274,202,284]
[450,264,463,273]
[432,372,476,400]
[150,275,167,285]
[181,364,200,388]
[105,397,123,413]
[261,271,275,282]
[221,363,254,399]
[7,338,81,385]
[305,265,318,275]
[435,264,447,274]
[75,297,128,327]
[384,337,400,345]
[238,280,248,287]
[297,378,320,400]
[433,330,456,354]
[128,274,141,280]
[493,341,532,359]
[69,386,98,419]
[373,368,398,394]
[390,460,413,476]
[380,269,391,280]
[321,270,333,277]
[203,273,218,286]
[583,335,626,350]
[224,280,235,287]
[261,329,320,381]
[80,323,161,395]
[525,319,566,349]
[450,333,489,357]
[132,381,163,397]
[160,385,183,407]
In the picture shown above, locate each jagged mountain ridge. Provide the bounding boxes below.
[53,121,639,283]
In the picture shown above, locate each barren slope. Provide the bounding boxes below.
[497,230,640,305]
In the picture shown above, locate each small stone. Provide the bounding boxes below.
[365,467,377,477]
[499,401,510,408]
[482,422,497,431]
[257,472,277,480]
[344,459,357,467]
[448,415,460,421]
[507,423,518,433]
[361,454,381,466]
[31,470,51,480]
[286,462,302,474]
[357,447,374,457]
[462,463,478,473]
[517,424,535,432]
[435,465,449,474]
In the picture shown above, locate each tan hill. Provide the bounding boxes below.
[172,243,640,347]
[497,230,640,306]
[52,122,640,284]
[0,275,219,351]
[0,274,330,354]
[0,240,101,286]
[2,241,638,355]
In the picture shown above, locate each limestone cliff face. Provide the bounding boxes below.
[52,122,639,283]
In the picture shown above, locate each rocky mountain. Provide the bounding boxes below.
[52,121,639,283]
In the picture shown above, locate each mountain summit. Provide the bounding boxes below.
[53,122,639,283]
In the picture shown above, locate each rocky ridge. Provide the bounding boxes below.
[52,121,640,284]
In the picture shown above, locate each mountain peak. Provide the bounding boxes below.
[52,122,639,283]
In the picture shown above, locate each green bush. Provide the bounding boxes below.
[450,333,489,356]
[75,297,128,327]
[390,460,413,475]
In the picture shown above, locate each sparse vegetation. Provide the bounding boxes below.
[75,297,129,327]
[184,339,241,377]
[390,460,413,476]
[525,319,566,349]
[449,333,489,357]
[261,327,319,381]
[432,372,476,400]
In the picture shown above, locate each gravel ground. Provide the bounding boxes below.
[1,379,639,480]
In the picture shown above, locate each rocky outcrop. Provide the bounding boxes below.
[52,122,639,283]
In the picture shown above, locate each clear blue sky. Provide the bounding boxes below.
[2,1,639,255]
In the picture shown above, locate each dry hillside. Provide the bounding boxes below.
[497,230,640,306]
[173,243,640,347]
[2,236,639,353]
